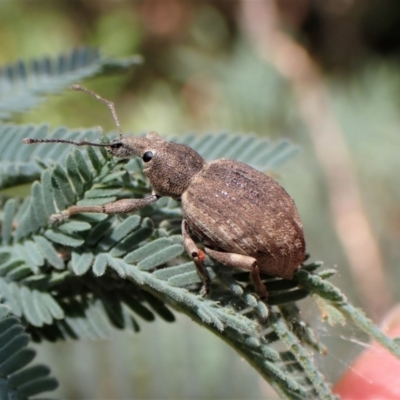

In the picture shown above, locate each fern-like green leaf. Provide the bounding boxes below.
[2,125,400,399]
[0,49,143,190]
[0,305,59,399]
[0,130,346,398]
[0,47,141,120]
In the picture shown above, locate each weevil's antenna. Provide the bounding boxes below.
[22,85,125,147]
[22,137,114,147]
[70,84,124,140]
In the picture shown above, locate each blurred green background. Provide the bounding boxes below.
[1,0,400,398]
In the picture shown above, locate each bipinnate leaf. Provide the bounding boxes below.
[0,307,59,399]
[1,84,399,400]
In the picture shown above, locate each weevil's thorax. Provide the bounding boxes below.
[145,141,206,199]
[107,133,206,199]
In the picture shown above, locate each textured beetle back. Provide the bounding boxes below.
[182,159,305,279]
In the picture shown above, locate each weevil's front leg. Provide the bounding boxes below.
[51,195,159,222]
[181,219,211,296]
[205,248,268,301]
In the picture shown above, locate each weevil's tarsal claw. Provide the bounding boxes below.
[22,138,34,144]
[199,282,211,298]
[70,84,81,91]
[49,211,69,224]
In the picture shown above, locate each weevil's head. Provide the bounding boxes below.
[22,86,206,199]
[109,132,206,199]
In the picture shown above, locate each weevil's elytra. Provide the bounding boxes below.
[22,85,306,303]
[183,159,305,280]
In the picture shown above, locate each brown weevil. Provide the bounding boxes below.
[23,85,306,302]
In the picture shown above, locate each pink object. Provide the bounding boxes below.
[334,305,400,399]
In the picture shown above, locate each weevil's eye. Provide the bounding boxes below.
[142,151,154,162]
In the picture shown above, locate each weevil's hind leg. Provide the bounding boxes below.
[181,219,211,296]
[50,195,159,223]
[205,248,268,302]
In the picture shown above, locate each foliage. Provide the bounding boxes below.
[0,304,58,399]
[1,49,400,399]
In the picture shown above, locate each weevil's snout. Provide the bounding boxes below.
[106,139,136,158]
[106,137,151,159]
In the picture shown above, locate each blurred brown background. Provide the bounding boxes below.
[1,0,400,398]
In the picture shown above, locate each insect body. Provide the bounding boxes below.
[23,85,306,301]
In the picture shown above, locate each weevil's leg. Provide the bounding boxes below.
[181,219,211,296]
[204,248,268,301]
[50,195,159,223]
